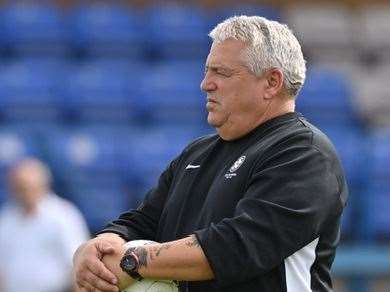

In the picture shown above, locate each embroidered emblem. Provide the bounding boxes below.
[225,155,246,179]
[229,155,246,173]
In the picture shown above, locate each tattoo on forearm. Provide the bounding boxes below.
[136,247,148,268]
[185,235,201,248]
[156,243,172,256]
[124,237,199,269]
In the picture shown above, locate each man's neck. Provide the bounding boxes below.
[218,99,295,141]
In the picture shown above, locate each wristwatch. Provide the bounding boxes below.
[120,251,143,281]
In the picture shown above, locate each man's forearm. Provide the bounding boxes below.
[102,235,214,286]
[135,235,214,281]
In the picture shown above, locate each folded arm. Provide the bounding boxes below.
[102,235,214,290]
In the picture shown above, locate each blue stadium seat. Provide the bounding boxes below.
[137,61,206,125]
[367,185,390,240]
[321,125,370,240]
[0,127,42,166]
[44,126,124,186]
[70,3,145,58]
[67,182,133,233]
[210,4,283,30]
[366,132,390,240]
[321,126,369,189]
[63,60,142,123]
[0,187,7,207]
[340,201,353,240]
[2,3,69,56]
[118,125,201,195]
[297,66,358,127]
[0,59,66,122]
[146,4,209,60]
[0,9,7,55]
[369,132,390,181]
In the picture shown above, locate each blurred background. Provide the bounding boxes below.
[0,0,389,291]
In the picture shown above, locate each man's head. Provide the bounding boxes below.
[201,16,306,140]
[7,158,52,213]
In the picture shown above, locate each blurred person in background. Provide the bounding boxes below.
[74,15,348,292]
[0,158,90,292]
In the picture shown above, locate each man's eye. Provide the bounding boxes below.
[217,71,230,77]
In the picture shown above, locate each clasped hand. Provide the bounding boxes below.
[73,234,134,292]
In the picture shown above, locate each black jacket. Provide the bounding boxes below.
[101,112,348,292]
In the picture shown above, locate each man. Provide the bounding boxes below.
[0,158,90,292]
[73,16,347,292]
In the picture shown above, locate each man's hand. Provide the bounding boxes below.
[73,233,125,292]
[101,244,135,291]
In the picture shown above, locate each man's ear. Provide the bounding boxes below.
[263,68,284,100]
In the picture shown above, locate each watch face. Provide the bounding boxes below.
[121,254,137,272]
[120,253,143,281]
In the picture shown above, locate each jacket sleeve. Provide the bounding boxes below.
[97,156,180,241]
[194,144,346,288]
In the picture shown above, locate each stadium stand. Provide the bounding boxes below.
[296,65,359,127]
[0,58,66,122]
[146,3,209,60]
[69,2,145,58]
[367,131,390,240]
[1,2,69,57]
[357,5,390,60]
[118,125,206,195]
[286,4,356,63]
[137,60,206,125]
[354,62,390,128]
[0,127,43,169]
[63,59,142,123]
[209,4,283,29]
[44,126,124,184]
[67,181,132,232]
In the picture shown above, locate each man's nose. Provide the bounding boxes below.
[200,74,217,92]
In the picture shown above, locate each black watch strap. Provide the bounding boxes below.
[128,269,143,281]
[120,252,144,281]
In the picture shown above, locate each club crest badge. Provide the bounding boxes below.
[229,155,246,173]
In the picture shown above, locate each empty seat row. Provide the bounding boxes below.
[286,4,390,62]
[0,3,388,62]
[0,59,206,125]
[0,3,282,59]
[296,65,359,127]
[0,59,361,128]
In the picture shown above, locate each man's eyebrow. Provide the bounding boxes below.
[204,64,235,72]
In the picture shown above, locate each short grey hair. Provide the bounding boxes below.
[209,15,306,97]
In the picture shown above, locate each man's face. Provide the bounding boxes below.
[200,39,270,140]
[7,163,45,210]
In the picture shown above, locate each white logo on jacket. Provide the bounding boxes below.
[225,155,246,179]
[185,164,201,169]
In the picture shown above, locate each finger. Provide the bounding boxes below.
[79,278,111,292]
[78,285,90,292]
[76,279,88,290]
[84,268,119,292]
[96,241,116,255]
[87,259,118,285]
[80,281,99,292]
